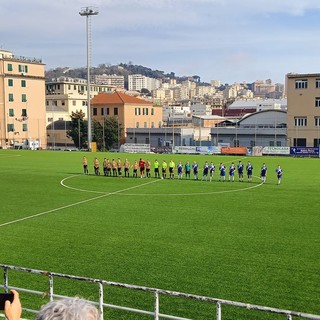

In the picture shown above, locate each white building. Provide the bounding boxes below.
[128,74,161,92]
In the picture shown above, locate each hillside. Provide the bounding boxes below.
[45,63,202,84]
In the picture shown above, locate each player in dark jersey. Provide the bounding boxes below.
[202,161,209,181]
[185,161,191,179]
[237,161,244,182]
[228,162,236,182]
[276,165,283,185]
[219,163,226,182]
[260,163,267,183]
[192,161,199,180]
[246,161,253,182]
[209,162,215,182]
[177,161,183,179]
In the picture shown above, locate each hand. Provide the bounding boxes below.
[4,290,22,320]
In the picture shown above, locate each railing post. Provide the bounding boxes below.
[3,267,8,292]
[48,273,54,302]
[216,302,221,320]
[154,290,159,320]
[98,282,104,320]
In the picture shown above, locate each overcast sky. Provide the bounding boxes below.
[2,0,320,84]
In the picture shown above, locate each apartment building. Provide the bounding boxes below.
[91,74,124,88]
[45,77,115,125]
[128,74,161,92]
[91,91,163,144]
[0,49,46,149]
[286,73,320,147]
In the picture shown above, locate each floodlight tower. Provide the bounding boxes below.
[79,6,99,151]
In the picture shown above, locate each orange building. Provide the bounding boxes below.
[0,49,46,149]
[91,91,163,143]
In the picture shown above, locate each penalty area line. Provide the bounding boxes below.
[0,178,161,229]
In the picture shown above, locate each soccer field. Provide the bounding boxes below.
[0,150,319,319]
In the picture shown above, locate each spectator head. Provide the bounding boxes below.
[35,298,99,320]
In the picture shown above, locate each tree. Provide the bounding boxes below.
[92,120,103,150]
[67,110,88,149]
[102,117,122,150]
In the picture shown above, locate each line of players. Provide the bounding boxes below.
[83,156,283,185]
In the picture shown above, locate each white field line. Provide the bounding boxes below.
[0,154,21,159]
[0,178,160,229]
[60,173,264,197]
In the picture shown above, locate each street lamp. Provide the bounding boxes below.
[79,6,99,151]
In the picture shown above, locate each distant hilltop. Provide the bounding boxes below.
[45,63,204,84]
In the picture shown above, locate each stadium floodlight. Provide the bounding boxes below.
[79,6,99,151]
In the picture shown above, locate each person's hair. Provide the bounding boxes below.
[35,297,99,320]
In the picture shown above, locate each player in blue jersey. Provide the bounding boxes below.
[276,165,283,185]
[246,161,253,182]
[219,163,226,182]
[177,161,183,180]
[202,161,209,181]
[228,162,236,182]
[192,161,199,180]
[209,162,215,182]
[260,163,267,183]
[237,160,244,182]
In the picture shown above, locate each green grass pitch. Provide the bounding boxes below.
[0,150,319,319]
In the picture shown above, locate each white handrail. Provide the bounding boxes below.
[1,264,319,320]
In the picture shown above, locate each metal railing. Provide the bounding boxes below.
[1,264,319,320]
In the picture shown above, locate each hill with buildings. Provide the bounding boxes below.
[45,63,204,85]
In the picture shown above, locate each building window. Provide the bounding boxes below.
[136,122,139,128]
[8,93,14,102]
[314,139,320,147]
[48,117,53,122]
[158,121,162,128]
[105,108,109,115]
[316,98,320,107]
[316,79,320,88]
[135,108,141,116]
[73,101,76,106]
[269,141,275,147]
[82,101,86,106]
[7,64,13,71]
[144,122,147,128]
[22,94,27,102]
[18,65,28,73]
[146,137,150,144]
[293,138,306,147]
[101,108,104,116]
[315,117,320,127]
[21,80,26,87]
[234,140,239,147]
[276,141,281,147]
[8,79,13,86]
[21,109,27,117]
[114,108,118,116]
[295,79,308,89]
[294,117,307,127]
[22,123,28,132]
[7,124,14,132]
[151,122,154,128]
[93,108,97,116]
[143,108,148,115]
[9,109,14,117]
[151,108,154,115]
